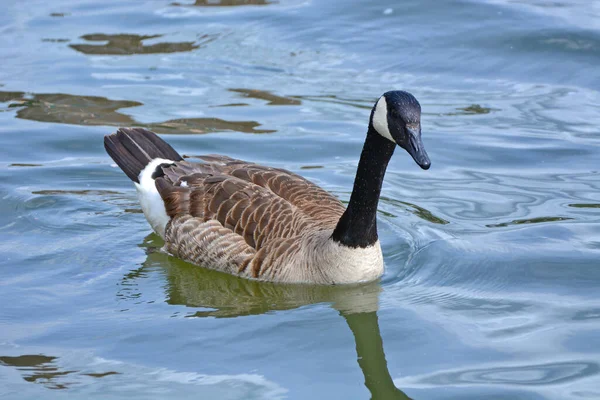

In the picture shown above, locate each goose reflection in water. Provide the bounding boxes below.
[119,234,414,400]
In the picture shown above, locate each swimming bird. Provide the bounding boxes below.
[104,90,430,284]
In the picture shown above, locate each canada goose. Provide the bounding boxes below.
[104,90,430,284]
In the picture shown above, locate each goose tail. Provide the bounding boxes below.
[104,127,184,237]
[104,127,183,183]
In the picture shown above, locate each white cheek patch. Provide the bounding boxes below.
[372,96,395,143]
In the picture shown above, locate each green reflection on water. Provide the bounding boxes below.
[380,196,449,225]
[133,235,383,316]
[487,216,574,228]
[299,165,324,170]
[32,190,121,196]
[569,203,600,209]
[118,235,414,399]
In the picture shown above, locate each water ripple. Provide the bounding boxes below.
[399,360,599,387]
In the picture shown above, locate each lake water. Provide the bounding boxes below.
[1,0,600,399]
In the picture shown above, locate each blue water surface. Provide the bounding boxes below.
[1,1,600,399]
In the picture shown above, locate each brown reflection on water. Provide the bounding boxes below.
[210,102,250,108]
[0,354,119,390]
[173,0,275,6]
[42,38,70,43]
[444,104,499,116]
[12,93,140,126]
[0,354,74,390]
[147,117,275,134]
[9,163,43,167]
[229,88,301,106]
[1,91,273,134]
[70,34,200,55]
[293,94,373,110]
[0,91,25,103]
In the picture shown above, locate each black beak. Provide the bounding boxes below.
[405,127,431,170]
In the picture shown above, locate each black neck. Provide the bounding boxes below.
[332,126,395,248]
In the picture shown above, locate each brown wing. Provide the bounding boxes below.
[156,155,345,228]
[156,173,318,249]
[154,156,344,278]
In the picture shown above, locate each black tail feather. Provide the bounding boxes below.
[104,128,183,183]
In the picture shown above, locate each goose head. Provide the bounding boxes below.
[371,90,431,170]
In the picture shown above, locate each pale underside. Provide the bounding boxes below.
[145,154,384,284]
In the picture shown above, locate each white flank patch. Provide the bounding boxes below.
[372,96,395,143]
[134,158,174,238]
